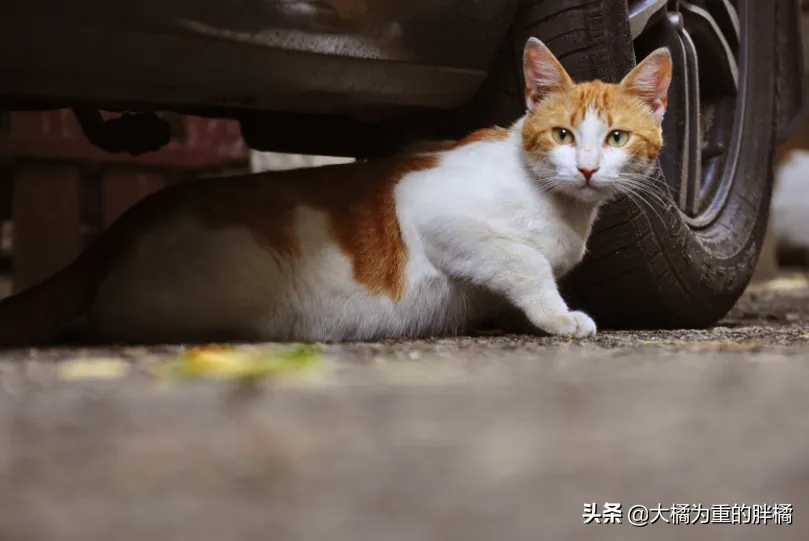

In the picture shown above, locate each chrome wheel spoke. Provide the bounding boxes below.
[678,26,702,216]
[680,1,738,95]
[708,0,740,52]
[630,0,742,224]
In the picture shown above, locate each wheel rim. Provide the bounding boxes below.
[628,0,746,228]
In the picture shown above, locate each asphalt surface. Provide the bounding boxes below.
[1,272,807,369]
[2,273,809,541]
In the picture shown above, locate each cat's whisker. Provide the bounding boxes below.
[615,177,663,194]
[618,178,668,198]
[620,187,670,226]
[621,173,667,184]
[617,178,672,204]
[621,189,671,215]
[534,178,564,194]
[620,172,669,187]
[624,186,672,210]
[621,190,662,225]
[543,179,571,194]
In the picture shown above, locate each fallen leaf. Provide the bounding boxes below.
[59,359,129,380]
[157,344,322,382]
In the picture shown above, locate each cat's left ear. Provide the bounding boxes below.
[523,37,574,110]
[620,47,673,125]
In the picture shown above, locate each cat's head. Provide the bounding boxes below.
[520,37,672,203]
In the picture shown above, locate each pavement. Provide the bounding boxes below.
[1,273,809,540]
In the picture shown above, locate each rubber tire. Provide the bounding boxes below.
[454,0,776,330]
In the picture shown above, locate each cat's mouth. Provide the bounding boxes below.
[565,180,616,203]
[575,185,607,200]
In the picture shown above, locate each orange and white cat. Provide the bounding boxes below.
[0,38,671,346]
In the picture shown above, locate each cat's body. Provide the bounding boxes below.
[95,124,590,343]
[0,39,671,346]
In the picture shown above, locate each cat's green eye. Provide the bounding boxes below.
[606,130,630,147]
[551,127,575,145]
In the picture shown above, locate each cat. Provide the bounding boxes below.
[0,38,671,346]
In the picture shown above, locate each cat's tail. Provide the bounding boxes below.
[0,257,95,347]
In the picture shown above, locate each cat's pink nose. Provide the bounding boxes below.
[578,168,598,183]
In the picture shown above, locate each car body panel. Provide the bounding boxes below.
[0,0,519,117]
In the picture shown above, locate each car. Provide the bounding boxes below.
[0,0,805,330]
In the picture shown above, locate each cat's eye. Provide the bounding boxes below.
[606,130,630,147]
[551,127,575,145]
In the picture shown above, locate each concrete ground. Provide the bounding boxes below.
[1,274,809,540]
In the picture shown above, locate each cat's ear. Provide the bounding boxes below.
[620,47,672,125]
[522,37,574,110]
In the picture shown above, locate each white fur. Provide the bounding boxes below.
[91,106,652,343]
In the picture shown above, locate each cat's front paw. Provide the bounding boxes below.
[534,310,597,338]
[568,311,597,337]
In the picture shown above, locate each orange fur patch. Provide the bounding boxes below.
[83,155,438,303]
[197,156,439,301]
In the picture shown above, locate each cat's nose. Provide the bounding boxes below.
[578,168,599,183]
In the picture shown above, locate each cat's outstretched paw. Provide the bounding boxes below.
[568,311,597,337]
[533,310,597,338]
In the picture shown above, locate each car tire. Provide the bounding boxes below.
[450,0,776,330]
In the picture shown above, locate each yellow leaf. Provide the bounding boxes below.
[159,344,322,382]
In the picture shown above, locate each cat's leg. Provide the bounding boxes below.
[424,227,596,337]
